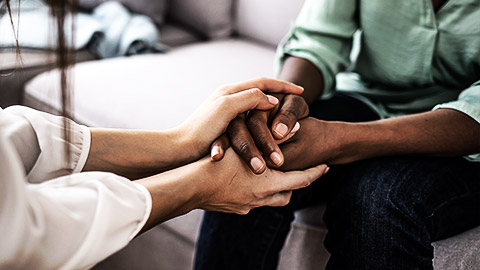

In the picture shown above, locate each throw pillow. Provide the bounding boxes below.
[168,0,234,39]
[78,0,168,26]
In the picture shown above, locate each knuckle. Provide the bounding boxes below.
[280,107,299,120]
[249,88,264,99]
[246,110,265,121]
[237,141,252,156]
[216,96,230,110]
[228,120,245,135]
[292,95,309,115]
[257,76,269,82]
[303,177,315,187]
[301,180,311,188]
[258,138,276,153]
[284,95,308,114]
[246,120,267,135]
[218,83,229,91]
[259,190,271,199]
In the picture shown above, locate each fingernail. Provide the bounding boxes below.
[324,167,330,174]
[250,157,265,173]
[267,95,279,105]
[291,122,300,133]
[274,123,289,138]
[211,145,221,160]
[270,152,283,166]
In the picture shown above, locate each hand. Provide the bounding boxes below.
[137,147,329,232]
[197,148,329,215]
[176,78,304,160]
[271,117,351,171]
[211,94,310,174]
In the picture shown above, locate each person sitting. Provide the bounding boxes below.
[194,0,480,269]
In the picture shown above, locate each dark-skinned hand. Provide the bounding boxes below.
[210,93,310,174]
[266,117,339,171]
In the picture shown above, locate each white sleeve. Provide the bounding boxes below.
[0,133,152,270]
[2,106,91,182]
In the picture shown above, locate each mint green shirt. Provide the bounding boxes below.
[275,0,480,161]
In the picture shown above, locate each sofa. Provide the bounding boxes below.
[18,0,480,269]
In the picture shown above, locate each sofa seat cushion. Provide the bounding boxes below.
[24,39,276,129]
[433,226,480,269]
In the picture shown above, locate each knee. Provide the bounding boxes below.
[325,158,430,230]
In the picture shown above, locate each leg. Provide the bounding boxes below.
[194,206,295,270]
[323,156,480,270]
[194,93,380,270]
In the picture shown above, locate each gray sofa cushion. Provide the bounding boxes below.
[24,39,277,129]
[433,226,480,269]
[168,0,234,39]
[234,0,305,47]
[159,24,201,47]
[78,0,169,25]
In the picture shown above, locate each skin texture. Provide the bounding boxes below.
[272,111,480,172]
[82,78,329,234]
[215,56,480,176]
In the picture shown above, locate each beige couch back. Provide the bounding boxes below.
[234,0,305,47]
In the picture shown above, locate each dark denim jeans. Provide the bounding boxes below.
[194,93,480,270]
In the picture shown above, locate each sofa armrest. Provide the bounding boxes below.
[0,49,96,108]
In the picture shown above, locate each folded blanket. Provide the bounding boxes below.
[0,0,167,58]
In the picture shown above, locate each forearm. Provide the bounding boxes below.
[135,159,204,234]
[84,128,199,179]
[278,56,325,104]
[337,109,480,163]
[136,146,329,234]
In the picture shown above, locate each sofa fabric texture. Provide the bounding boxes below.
[168,0,234,39]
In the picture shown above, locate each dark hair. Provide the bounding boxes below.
[5,0,78,159]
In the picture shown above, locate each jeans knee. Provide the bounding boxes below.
[325,158,431,232]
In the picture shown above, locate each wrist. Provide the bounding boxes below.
[337,121,394,163]
[278,56,325,104]
[312,120,372,165]
[136,159,205,229]
[169,126,204,162]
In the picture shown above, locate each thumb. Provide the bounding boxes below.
[210,134,230,161]
[223,88,279,118]
[270,164,329,192]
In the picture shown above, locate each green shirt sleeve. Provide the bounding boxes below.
[274,0,358,99]
[433,81,480,125]
[433,81,480,162]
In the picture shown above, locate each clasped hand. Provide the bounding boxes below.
[209,91,336,173]
[165,78,329,216]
